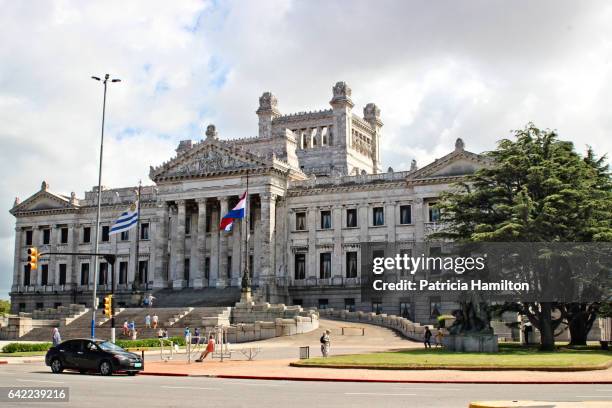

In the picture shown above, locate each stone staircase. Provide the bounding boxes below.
[174,307,232,328]
[151,287,241,307]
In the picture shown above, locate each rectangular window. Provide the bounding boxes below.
[344,298,356,312]
[138,260,148,284]
[204,257,210,279]
[292,299,303,306]
[59,263,67,285]
[372,249,385,269]
[430,296,441,319]
[184,258,190,281]
[42,228,50,244]
[60,227,69,244]
[294,253,306,280]
[320,210,331,229]
[249,255,254,272]
[227,256,232,278]
[140,223,149,240]
[429,247,442,274]
[318,299,329,310]
[54,302,62,309]
[372,301,383,315]
[101,226,110,242]
[295,212,306,231]
[205,213,212,232]
[23,264,31,286]
[185,215,191,235]
[400,302,412,320]
[120,230,129,241]
[346,208,357,228]
[319,252,332,279]
[83,227,91,243]
[400,205,412,225]
[399,249,412,276]
[80,263,89,285]
[99,262,108,285]
[373,207,384,226]
[346,252,358,278]
[428,202,440,222]
[19,303,26,312]
[36,302,44,311]
[119,261,128,284]
[41,264,49,286]
[25,230,33,246]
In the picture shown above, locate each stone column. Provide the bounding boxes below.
[413,197,425,242]
[231,215,241,287]
[332,205,342,280]
[307,207,317,279]
[154,202,169,288]
[216,196,229,288]
[386,201,396,243]
[194,198,207,288]
[172,200,186,289]
[12,227,21,291]
[259,193,276,287]
[210,203,219,287]
[70,224,79,286]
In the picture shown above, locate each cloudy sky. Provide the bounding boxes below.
[1,0,611,298]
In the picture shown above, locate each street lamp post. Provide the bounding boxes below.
[90,74,121,338]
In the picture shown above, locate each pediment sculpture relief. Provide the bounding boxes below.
[166,148,254,176]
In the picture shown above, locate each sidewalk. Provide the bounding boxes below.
[140,357,612,384]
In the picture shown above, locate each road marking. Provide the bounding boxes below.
[161,386,220,391]
[396,387,461,391]
[575,395,612,398]
[222,381,281,387]
[16,378,65,384]
[345,392,417,396]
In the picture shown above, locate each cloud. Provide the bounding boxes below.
[1,0,611,298]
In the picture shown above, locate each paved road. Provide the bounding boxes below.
[0,363,610,408]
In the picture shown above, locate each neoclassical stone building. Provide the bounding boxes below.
[9,81,488,323]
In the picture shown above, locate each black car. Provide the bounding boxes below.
[45,338,143,376]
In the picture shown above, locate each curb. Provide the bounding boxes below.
[139,372,612,384]
[289,362,612,372]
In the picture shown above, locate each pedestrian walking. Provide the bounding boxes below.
[52,328,61,346]
[424,327,432,348]
[196,335,215,362]
[157,328,164,339]
[152,314,159,329]
[147,293,155,308]
[122,320,129,336]
[320,329,331,357]
[132,328,138,340]
[194,327,201,344]
[435,328,444,348]
[145,314,151,329]
[184,326,191,349]
[129,320,136,337]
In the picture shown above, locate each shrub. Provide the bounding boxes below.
[114,336,184,349]
[2,342,52,353]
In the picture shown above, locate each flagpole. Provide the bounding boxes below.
[241,170,251,299]
[133,181,142,292]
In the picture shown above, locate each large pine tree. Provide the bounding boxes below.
[437,124,612,350]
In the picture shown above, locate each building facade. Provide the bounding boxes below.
[9,81,489,323]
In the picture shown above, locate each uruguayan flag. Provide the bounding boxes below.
[109,202,139,235]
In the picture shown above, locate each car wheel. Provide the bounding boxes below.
[127,371,137,376]
[50,358,63,374]
[99,360,113,376]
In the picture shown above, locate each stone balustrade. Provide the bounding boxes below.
[318,308,427,341]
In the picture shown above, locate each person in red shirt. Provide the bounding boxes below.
[196,335,215,362]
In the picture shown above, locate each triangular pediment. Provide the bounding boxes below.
[410,148,491,180]
[149,140,272,182]
[11,189,76,215]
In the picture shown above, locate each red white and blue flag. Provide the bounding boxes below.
[219,192,247,231]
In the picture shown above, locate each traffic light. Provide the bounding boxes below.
[103,295,113,316]
[27,247,38,270]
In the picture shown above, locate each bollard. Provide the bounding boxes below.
[299,346,310,359]
[141,350,145,370]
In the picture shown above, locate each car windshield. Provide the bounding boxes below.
[97,341,125,352]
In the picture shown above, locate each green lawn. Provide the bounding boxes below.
[296,344,612,369]
[0,351,47,357]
